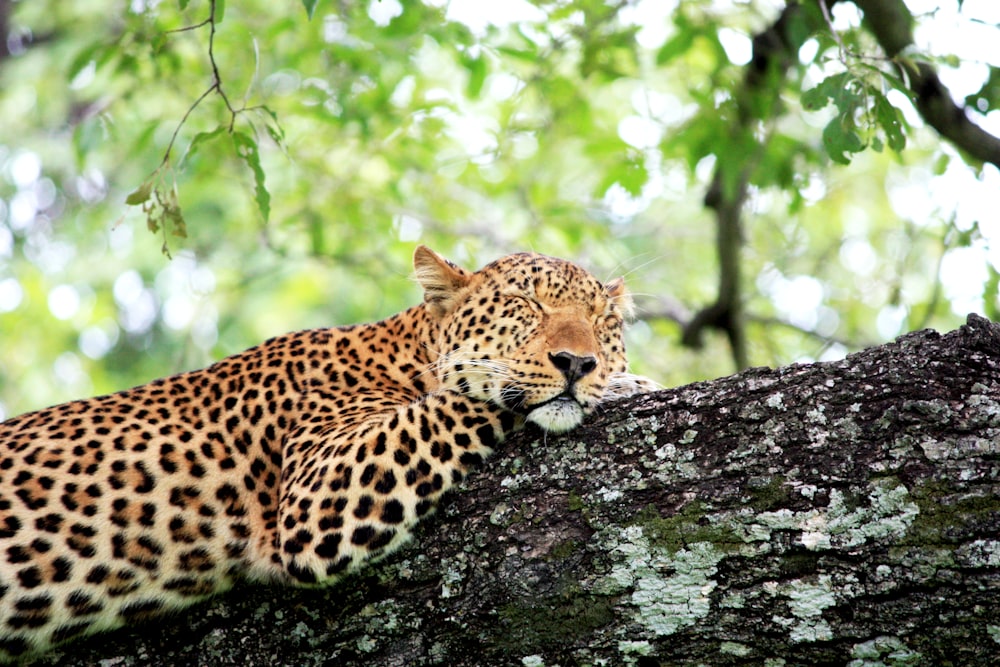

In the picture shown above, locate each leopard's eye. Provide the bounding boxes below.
[505,293,542,310]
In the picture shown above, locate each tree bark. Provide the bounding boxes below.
[35,314,1000,666]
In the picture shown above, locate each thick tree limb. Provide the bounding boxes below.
[35,314,1000,666]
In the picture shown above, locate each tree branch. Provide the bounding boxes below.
[683,168,748,369]
[853,0,1000,168]
[0,0,10,62]
[39,314,1000,666]
[681,4,805,371]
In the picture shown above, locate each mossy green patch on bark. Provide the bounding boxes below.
[903,479,999,547]
[496,594,616,654]
[547,538,583,562]
[566,490,585,512]
[629,502,743,554]
[745,474,793,512]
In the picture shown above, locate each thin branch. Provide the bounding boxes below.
[124,0,252,257]
[635,295,692,326]
[206,0,237,127]
[152,0,242,171]
[817,0,847,62]
[682,168,749,370]
[157,84,219,170]
[0,0,10,62]
[163,18,212,34]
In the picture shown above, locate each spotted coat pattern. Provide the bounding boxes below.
[0,246,656,660]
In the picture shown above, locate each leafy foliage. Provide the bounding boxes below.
[0,0,998,417]
[801,65,908,164]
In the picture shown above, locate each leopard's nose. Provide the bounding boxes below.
[548,351,597,383]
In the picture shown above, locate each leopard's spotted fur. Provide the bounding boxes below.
[0,246,657,660]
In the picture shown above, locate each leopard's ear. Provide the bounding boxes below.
[414,245,473,315]
[604,277,635,318]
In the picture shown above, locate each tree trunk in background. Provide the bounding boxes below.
[40,315,1000,667]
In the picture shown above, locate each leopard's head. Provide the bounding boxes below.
[415,245,633,433]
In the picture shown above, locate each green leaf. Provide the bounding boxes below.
[822,117,864,165]
[180,127,226,168]
[800,86,829,112]
[801,72,853,112]
[965,66,1000,115]
[462,54,488,100]
[125,180,154,206]
[263,124,285,148]
[68,43,102,83]
[857,63,913,101]
[656,12,695,65]
[166,196,188,239]
[151,33,167,54]
[308,213,325,254]
[932,152,951,176]
[656,31,694,65]
[496,46,539,64]
[232,131,270,223]
[254,107,285,150]
[784,9,812,53]
[72,116,105,169]
[873,89,906,152]
[148,206,161,234]
[608,156,648,197]
[178,0,191,10]
[302,0,320,20]
[214,0,225,25]
[660,107,726,172]
[755,134,802,189]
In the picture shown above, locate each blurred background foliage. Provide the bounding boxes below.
[1,0,998,417]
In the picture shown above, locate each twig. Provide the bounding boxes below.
[817,0,847,62]
[206,0,238,128]
[156,0,235,169]
[163,18,212,34]
[157,84,218,171]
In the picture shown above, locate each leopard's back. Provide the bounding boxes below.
[0,320,433,659]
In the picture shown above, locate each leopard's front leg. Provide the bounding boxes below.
[275,391,519,585]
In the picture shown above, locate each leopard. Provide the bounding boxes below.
[0,245,659,661]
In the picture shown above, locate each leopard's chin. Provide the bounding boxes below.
[526,397,585,434]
